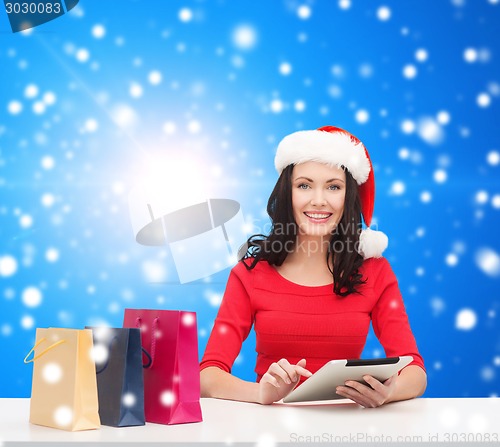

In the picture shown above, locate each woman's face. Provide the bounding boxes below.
[291,161,346,240]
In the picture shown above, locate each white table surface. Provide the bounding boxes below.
[1,397,499,445]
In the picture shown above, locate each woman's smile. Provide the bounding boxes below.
[303,211,333,223]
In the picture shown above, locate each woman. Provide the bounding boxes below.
[200,126,427,407]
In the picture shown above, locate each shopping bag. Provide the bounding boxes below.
[85,327,146,427]
[24,328,100,431]
[123,309,202,425]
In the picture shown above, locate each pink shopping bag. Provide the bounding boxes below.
[123,309,202,425]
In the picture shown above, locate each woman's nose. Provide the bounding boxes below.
[310,190,326,206]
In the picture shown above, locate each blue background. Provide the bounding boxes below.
[1,0,499,399]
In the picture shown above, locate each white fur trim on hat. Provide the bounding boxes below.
[358,228,388,259]
[275,130,371,185]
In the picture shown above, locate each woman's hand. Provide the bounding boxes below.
[335,374,398,408]
[258,358,312,405]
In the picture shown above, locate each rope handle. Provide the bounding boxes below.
[95,336,118,374]
[135,316,159,368]
[24,337,66,364]
[95,340,152,373]
[142,348,152,369]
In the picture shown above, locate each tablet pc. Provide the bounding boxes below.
[283,356,413,403]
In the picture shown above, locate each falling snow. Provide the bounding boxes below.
[91,343,110,364]
[297,5,312,20]
[148,71,162,85]
[22,287,42,308]
[42,362,63,384]
[475,248,500,277]
[160,390,176,406]
[178,8,193,23]
[122,392,137,407]
[232,24,258,50]
[456,308,478,331]
[91,24,106,39]
[417,117,444,145]
[0,256,18,277]
[487,150,500,166]
[53,406,73,427]
[7,100,23,115]
[403,64,417,79]
[377,6,391,21]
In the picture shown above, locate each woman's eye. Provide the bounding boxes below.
[328,185,340,190]
[298,183,310,190]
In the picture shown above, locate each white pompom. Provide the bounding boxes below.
[358,228,389,259]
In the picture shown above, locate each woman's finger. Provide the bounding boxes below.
[294,365,313,378]
[362,375,386,393]
[344,380,385,406]
[268,361,293,384]
[336,386,372,408]
[344,380,375,395]
[277,359,297,383]
[293,359,313,379]
[261,372,280,388]
[383,374,397,386]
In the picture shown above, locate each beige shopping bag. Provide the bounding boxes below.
[24,328,100,431]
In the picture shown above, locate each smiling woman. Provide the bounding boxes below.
[200,126,426,407]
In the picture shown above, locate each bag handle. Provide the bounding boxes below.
[95,336,118,374]
[135,316,159,368]
[95,336,152,373]
[142,347,152,369]
[24,337,66,364]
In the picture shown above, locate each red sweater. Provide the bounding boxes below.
[200,257,425,383]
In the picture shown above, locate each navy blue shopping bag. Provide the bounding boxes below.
[86,327,147,427]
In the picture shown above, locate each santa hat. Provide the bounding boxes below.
[275,125,388,259]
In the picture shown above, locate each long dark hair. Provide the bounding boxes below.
[239,164,365,296]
